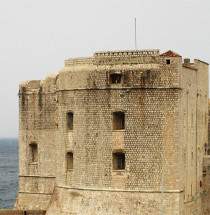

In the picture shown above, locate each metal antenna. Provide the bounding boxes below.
[135,18,137,50]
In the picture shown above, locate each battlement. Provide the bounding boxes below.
[20,50,210,94]
[19,74,58,94]
[65,49,160,66]
[94,49,159,57]
[65,57,94,66]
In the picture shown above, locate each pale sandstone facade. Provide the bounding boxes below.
[14,50,209,215]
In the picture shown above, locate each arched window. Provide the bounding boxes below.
[67,112,73,130]
[113,112,125,130]
[67,152,73,170]
[113,152,125,170]
[29,143,38,162]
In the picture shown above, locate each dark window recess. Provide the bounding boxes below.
[67,112,73,130]
[29,143,38,162]
[67,152,73,170]
[203,169,206,176]
[113,112,125,130]
[110,74,122,84]
[166,59,171,65]
[113,152,125,170]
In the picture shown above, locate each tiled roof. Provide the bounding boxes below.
[160,50,181,57]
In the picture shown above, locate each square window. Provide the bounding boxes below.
[110,74,122,84]
[166,59,171,65]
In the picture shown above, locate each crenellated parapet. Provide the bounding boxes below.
[93,50,159,65]
[65,50,159,67]
[19,74,58,94]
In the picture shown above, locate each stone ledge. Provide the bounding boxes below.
[0,210,46,215]
[56,185,184,193]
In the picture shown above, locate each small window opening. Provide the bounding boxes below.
[67,112,73,130]
[207,143,210,155]
[113,152,125,170]
[166,59,171,65]
[67,152,73,170]
[113,112,125,130]
[191,114,193,126]
[110,74,122,84]
[191,184,193,196]
[29,143,38,162]
[205,115,207,126]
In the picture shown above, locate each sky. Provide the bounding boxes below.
[0,0,209,138]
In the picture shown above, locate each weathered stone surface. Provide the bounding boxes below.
[0,210,45,215]
[12,50,209,214]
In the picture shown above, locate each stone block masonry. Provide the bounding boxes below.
[5,49,209,214]
[0,210,45,215]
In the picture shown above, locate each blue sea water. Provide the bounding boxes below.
[0,138,19,209]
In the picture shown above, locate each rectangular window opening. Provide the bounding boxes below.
[30,143,38,162]
[113,152,125,170]
[113,112,125,130]
[191,184,193,196]
[166,59,171,65]
[110,74,122,84]
[67,112,73,130]
[67,152,73,170]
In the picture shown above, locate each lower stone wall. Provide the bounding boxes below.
[18,176,55,195]
[184,198,202,215]
[202,155,210,214]
[46,186,182,215]
[15,193,52,210]
[0,210,45,215]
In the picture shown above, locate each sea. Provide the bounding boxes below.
[0,138,19,209]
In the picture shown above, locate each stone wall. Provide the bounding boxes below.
[202,156,210,214]
[15,75,57,209]
[56,88,181,190]
[202,99,210,214]
[180,59,209,214]
[0,210,45,215]
[15,50,209,214]
[46,187,182,215]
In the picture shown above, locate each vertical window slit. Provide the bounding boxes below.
[67,152,73,170]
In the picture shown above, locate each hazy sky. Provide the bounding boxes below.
[0,0,209,138]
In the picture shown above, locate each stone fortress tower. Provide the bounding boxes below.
[14,50,209,215]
